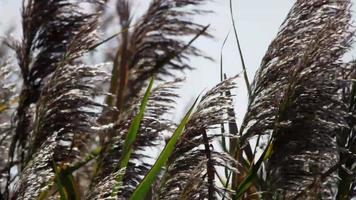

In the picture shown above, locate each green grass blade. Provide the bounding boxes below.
[52,161,81,200]
[111,77,155,197]
[152,25,209,74]
[234,138,274,199]
[220,32,230,82]
[52,162,68,200]
[60,174,80,200]
[38,148,101,200]
[219,33,230,161]
[229,0,251,99]
[119,77,154,167]
[129,96,200,200]
[63,147,102,175]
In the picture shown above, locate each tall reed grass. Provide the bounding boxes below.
[0,0,355,199]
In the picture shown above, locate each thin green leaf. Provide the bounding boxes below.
[220,32,230,82]
[129,96,200,200]
[37,147,101,200]
[153,25,210,72]
[111,77,154,197]
[60,174,80,200]
[52,162,68,200]
[219,32,230,165]
[63,147,102,175]
[234,138,274,199]
[229,0,251,99]
[52,161,81,200]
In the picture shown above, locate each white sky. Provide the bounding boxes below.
[0,0,355,124]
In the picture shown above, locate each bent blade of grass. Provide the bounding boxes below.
[229,0,251,99]
[52,162,68,200]
[38,147,102,200]
[220,32,230,82]
[52,161,81,200]
[111,77,154,197]
[234,138,274,199]
[219,32,230,169]
[129,96,200,200]
[60,173,80,200]
[220,32,230,149]
[153,25,210,73]
[63,147,102,175]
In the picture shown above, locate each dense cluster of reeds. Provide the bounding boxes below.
[0,0,355,199]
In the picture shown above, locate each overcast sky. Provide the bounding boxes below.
[1,0,355,123]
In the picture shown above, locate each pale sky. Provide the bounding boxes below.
[1,0,355,124]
